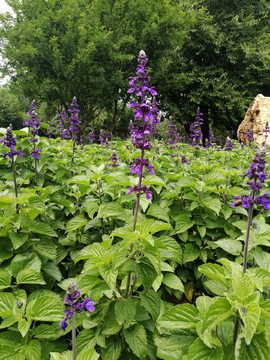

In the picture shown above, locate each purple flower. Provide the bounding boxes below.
[46,122,53,137]
[225,137,234,151]
[246,128,253,146]
[1,125,24,159]
[87,131,95,143]
[181,154,189,164]
[60,280,95,332]
[98,129,105,143]
[244,147,267,184]
[127,185,152,200]
[82,298,95,312]
[109,150,121,169]
[68,97,81,135]
[241,306,247,315]
[31,148,42,159]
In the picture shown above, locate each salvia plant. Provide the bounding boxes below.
[1,51,270,360]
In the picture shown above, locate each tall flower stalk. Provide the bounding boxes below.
[125,50,159,297]
[60,280,95,360]
[28,108,42,186]
[224,137,234,187]
[189,108,203,149]
[68,97,81,160]
[1,124,24,211]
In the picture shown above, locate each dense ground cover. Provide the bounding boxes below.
[0,124,269,359]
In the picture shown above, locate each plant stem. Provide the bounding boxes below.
[233,313,240,343]
[72,315,76,360]
[33,142,38,186]
[243,187,256,273]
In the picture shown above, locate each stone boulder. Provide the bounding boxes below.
[237,94,270,146]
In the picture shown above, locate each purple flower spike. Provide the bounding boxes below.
[82,298,95,312]
[1,125,24,159]
[225,137,234,151]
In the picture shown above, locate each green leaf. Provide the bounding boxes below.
[123,323,147,360]
[34,238,56,261]
[232,270,254,300]
[201,298,233,335]
[184,243,199,263]
[99,264,117,291]
[0,269,11,289]
[239,301,260,345]
[17,269,46,285]
[18,318,30,337]
[115,298,136,329]
[140,290,161,321]
[66,215,88,233]
[260,300,270,321]
[25,339,41,360]
[163,273,184,292]
[101,336,121,360]
[175,215,194,233]
[154,329,196,351]
[42,262,62,282]
[32,222,58,237]
[136,257,157,290]
[77,348,99,360]
[254,269,270,287]
[157,304,199,330]
[196,296,217,316]
[177,177,196,187]
[75,243,105,262]
[109,175,131,187]
[0,346,17,360]
[98,202,123,218]
[198,264,228,287]
[187,338,224,360]
[144,245,161,274]
[9,232,28,250]
[33,324,57,339]
[26,295,64,321]
[86,201,99,219]
[11,252,41,278]
[214,239,242,256]
[202,198,221,215]
[221,205,233,220]
[101,317,122,335]
[68,175,89,186]
[147,204,170,223]
[76,329,96,355]
[0,293,14,316]
[143,175,166,187]
[237,333,270,360]
[159,236,182,264]
[0,331,22,347]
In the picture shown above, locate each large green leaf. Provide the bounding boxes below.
[26,295,64,321]
[25,339,41,360]
[0,269,11,290]
[157,304,199,330]
[0,293,14,317]
[163,273,184,292]
[140,290,161,321]
[66,215,88,233]
[101,336,121,360]
[214,239,242,256]
[136,257,157,290]
[68,175,89,186]
[98,202,123,218]
[202,198,221,215]
[42,262,62,282]
[236,333,270,360]
[32,222,58,237]
[17,269,46,285]
[144,175,166,187]
[101,317,122,335]
[232,270,254,300]
[123,323,147,360]
[99,264,117,291]
[239,301,260,345]
[198,264,228,287]
[201,298,233,335]
[34,238,56,261]
[115,298,136,329]
[175,215,194,233]
[187,338,224,360]
[147,204,170,223]
[76,329,96,355]
[77,348,99,360]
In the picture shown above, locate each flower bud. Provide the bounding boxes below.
[16,300,23,309]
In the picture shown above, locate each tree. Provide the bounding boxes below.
[0,0,196,135]
[153,0,270,139]
[0,87,26,129]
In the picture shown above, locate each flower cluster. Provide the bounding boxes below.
[60,280,95,332]
[263,122,270,139]
[130,158,154,175]
[204,138,211,149]
[68,97,81,135]
[46,122,53,138]
[1,125,24,159]
[209,129,215,145]
[23,100,41,129]
[87,131,95,143]
[109,150,121,169]
[225,137,234,151]
[246,128,253,146]
[98,129,105,143]
[181,154,189,164]
[189,108,203,148]
[232,147,270,209]
[126,50,159,200]
[31,148,42,159]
